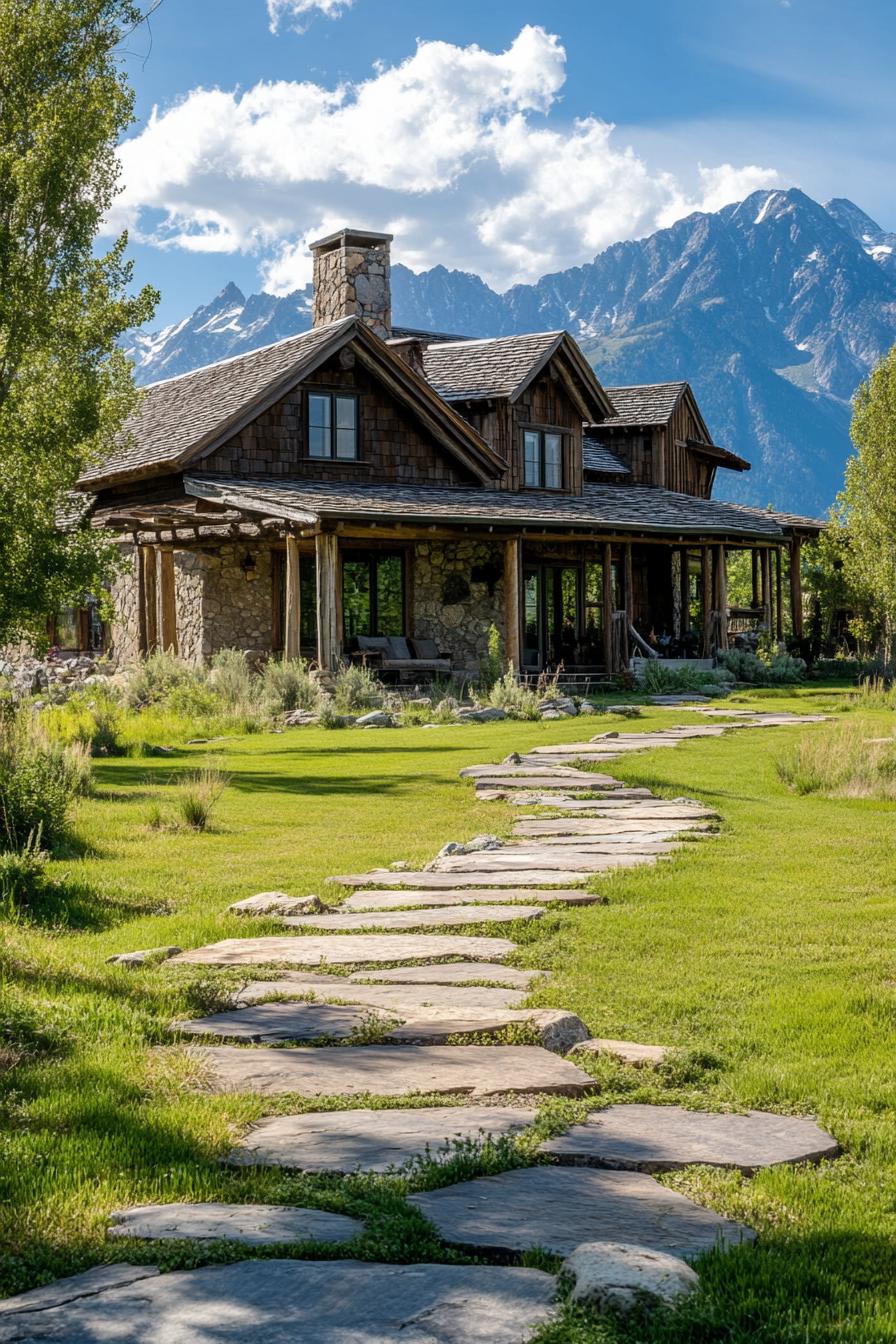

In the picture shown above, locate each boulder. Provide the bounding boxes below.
[284,709,319,727]
[570,1038,670,1067]
[561,1240,699,1312]
[458,706,507,723]
[538,697,577,716]
[106,946,182,968]
[355,710,394,728]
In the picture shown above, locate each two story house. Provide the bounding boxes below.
[76,228,821,676]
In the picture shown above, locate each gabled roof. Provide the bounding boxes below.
[80,318,504,490]
[184,474,788,540]
[582,435,631,477]
[601,381,690,427]
[421,331,615,420]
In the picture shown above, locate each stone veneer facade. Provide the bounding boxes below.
[310,231,392,338]
[413,540,506,673]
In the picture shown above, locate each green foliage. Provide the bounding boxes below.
[333,663,385,712]
[0,711,85,850]
[486,669,541,719]
[174,765,229,832]
[641,661,715,693]
[124,651,201,710]
[777,721,896,798]
[477,623,505,692]
[0,834,49,915]
[717,648,806,685]
[208,649,254,708]
[848,677,896,711]
[0,0,158,645]
[261,657,321,714]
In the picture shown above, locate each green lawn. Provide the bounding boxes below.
[2,685,896,1341]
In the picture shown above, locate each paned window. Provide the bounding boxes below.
[308,392,358,460]
[342,553,405,639]
[523,430,563,488]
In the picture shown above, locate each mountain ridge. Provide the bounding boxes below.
[124,188,896,514]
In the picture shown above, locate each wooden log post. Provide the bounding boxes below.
[775,548,784,641]
[761,548,773,634]
[156,547,177,654]
[714,543,729,651]
[790,536,804,640]
[602,542,614,671]
[751,548,760,609]
[622,543,633,668]
[679,547,691,641]
[315,531,340,672]
[503,537,522,673]
[284,534,302,660]
[138,544,157,653]
[701,547,713,656]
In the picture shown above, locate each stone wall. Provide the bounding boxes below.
[198,543,275,659]
[413,540,505,673]
[174,551,205,662]
[110,544,141,665]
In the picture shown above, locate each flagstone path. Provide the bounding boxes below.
[3,709,838,1342]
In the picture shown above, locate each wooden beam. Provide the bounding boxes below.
[156,547,177,654]
[751,548,760,608]
[701,547,712,656]
[602,542,614,671]
[284,533,302,660]
[679,547,691,640]
[790,536,803,640]
[623,543,634,624]
[761,547,773,633]
[315,531,340,672]
[503,537,522,672]
[139,545,158,653]
[775,547,784,641]
[714,543,729,651]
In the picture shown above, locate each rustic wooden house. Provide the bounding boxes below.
[75,228,821,677]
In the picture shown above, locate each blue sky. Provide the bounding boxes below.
[113,0,896,327]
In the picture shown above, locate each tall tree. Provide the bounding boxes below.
[0,0,157,646]
[837,344,896,663]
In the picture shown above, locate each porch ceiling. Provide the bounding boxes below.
[183,474,798,542]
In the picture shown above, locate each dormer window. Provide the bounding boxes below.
[524,430,563,489]
[308,391,359,460]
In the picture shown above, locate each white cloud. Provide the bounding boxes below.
[267,0,353,36]
[110,25,780,293]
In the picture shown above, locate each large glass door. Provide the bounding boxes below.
[523,563,586,670]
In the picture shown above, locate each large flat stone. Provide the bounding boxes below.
[0,1266,159,1320]
[227,1105,538,1173]
[108,1202,362,1245]
[332,869,591,889]
[342,888,601,910]
[473,775,615,791]
[174,1001,396,1043]
[461,764,602,779]
[513,818,712,836]
[280,904,545,931]
[352,962,546,988]
[571,1039,671,1067]
[512,799,716,819]
[194,1044,594,1098]
[538,1104,840,1172]
[234,975,530,1011]
[431,848,658,873]
[170,934,516,967]
[0,1260,556,1343]
[409,1166,754,1259]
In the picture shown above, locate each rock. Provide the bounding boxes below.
[529,1010,591,1054]
[561,1241,700,1312]
[458,706,507,722]
[538,697,577,716]
[571,1039,671,1067]
[503,752,523,764]
[353,961,544,988]
[355,710,394,728]
[171,933,518,967]
[605,704,642,717]
[408,697,432,708]
[279,904,546,932]
[0,1265,159,1320]
[174,1001,396,1043]
[106,946,181,968]
[228,892,322,917]
[284,709,319,727]
[541,709,565,721]
[436,834,502,858]
[107,1202,362,1245]
[577,701,599,714]
[0,1260,557,1342]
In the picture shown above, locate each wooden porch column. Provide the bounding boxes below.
[315,531,340,671]
[751,548,760,609]
[503,537,522,672]
[790,536,804,640]
[156,547,177,654]
[713,544,729,651]
[679,547,691,640]
[622,542,634,668]
[701,547,712,656]
[602,542,614,671]
[138,544,157,653]
[775,548,784,641]
[284,534,302,660]
[760,547,773,632]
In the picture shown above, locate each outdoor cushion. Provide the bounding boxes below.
[386,636,412,660]
[357,635,390,654]
[411,637,441,660]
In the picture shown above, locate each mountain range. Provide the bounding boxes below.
[125,188,896,516]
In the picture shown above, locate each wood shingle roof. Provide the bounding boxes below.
[601,382,689,427]
[421,332,565,401]
[582,435,631,477]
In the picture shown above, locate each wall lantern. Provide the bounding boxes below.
[240,551,257,580]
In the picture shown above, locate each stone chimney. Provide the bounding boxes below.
[309,228,392,338]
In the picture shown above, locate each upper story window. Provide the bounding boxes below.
[523,429,563,489]
[308,391,359,460]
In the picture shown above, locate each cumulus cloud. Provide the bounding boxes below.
[267,0,353,35]
[109,25,780,293]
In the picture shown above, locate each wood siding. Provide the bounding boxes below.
[197,351,479,487]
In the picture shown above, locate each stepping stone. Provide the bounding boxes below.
[0,1260,556,1343]
[193,1044,594,1098]
[332,869,591,889]
[353,962,547,989]
[473,775,617,791]
[108,1202,362,1245]
[408,1166,753,1259]
[234,975,530,1011]
[431,849,659,873]
[514,818,711,836]
[280,904,546,931]
[170,934,516,967]
[502,788,655,804]
[538,1104,840,1173]
[229,892,322,916]
[461,763,602,779]
[512,835,682,850]
[174,1001,397,1043]
[341,888,602,910]
[236,978,531,1010]
[571,1039,671,1067]
[227,1105,539,1173]
[514,800,716,819]
[0,1265,160,1320]
[106,946,181,967]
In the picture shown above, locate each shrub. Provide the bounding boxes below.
[262,658,321,714]
[208,649,256,708]
[333,663,384,711]
[0,712,84,851]
[125,651,203,709]
[318,700,350,729]
[487,670,541,719]
[641,661,710,694]
[175,764,229,831]
[717,648,806,685]
[777,722,896,798]
[478,625,505,693]
[0,835,49,916]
